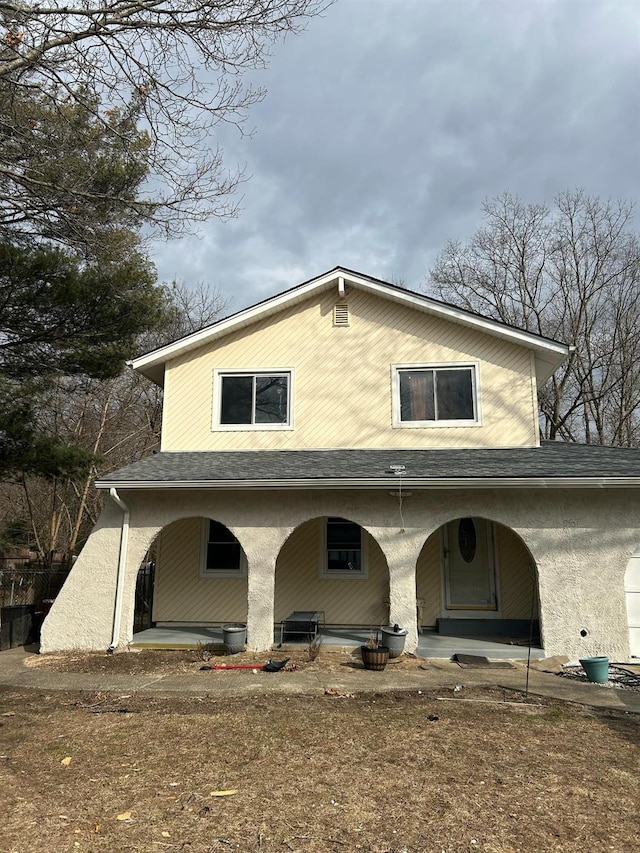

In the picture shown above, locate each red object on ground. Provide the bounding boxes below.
[201,658,290,672]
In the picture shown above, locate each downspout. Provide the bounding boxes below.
[109,487,130,652]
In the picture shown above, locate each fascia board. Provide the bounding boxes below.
[95,477,640,490]
[130,269,343,383]
[130,267,570,386]
[349,275,569,381]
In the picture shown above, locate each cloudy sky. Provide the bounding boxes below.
[150,0,640,313]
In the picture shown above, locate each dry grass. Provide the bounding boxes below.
[26,646,428,676]
[0,682,638,853]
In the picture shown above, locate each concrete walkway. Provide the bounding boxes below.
[0,649,640,714]
[1,647,639,714]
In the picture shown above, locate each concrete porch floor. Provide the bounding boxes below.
[131,625,545,660]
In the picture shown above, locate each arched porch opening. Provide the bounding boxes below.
[274,515,389,642]
[137,516,248,641]
[416,515,542,650]
[133,556,155,633]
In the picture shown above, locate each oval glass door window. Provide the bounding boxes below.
[458,518,477,563]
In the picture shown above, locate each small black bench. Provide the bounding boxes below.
[280,610,325,644]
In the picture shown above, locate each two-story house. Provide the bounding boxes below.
[41,267,640,659]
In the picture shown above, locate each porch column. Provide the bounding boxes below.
[368,528,423,654]
[243,527,288,652]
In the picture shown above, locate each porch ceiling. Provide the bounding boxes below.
[96,442,640,489]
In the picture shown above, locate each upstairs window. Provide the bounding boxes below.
[393,363,479,426]
[215,370,292,429]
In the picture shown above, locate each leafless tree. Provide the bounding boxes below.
[428,190,640,445]
[0,0,329,238]
[2,278,228,562]
[146,278,230,346]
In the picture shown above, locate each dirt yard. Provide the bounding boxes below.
[25,645,429,676]
[1,668,638,852]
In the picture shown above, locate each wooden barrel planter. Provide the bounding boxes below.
[361,645,390,671]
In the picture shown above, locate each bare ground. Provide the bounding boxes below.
[24,646,429,676]
[1,652,639,853]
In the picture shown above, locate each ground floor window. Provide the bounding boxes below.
[322,517,367,577]
[201,519,245,577]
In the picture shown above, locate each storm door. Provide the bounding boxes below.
[443,518,498,612]
[134,560,156,632]
[625,547,640,658]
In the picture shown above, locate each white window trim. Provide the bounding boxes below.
[391,361,482,428]
[212,368,295,431]
[200,518,247,578]
[319,518,369,579]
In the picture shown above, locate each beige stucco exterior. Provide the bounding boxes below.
[41,486,640,660]
[161,288,540,451]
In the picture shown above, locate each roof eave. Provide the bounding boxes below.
[130,267,570,386]
[95,476,640,490]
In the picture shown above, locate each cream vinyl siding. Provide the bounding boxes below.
[495,523,539,620]
[161,288,539,451]
[153,518,248,624]
[274,519,388,625]
[416,532,442,629]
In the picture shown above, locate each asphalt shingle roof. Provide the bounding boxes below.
[96,441,640,487]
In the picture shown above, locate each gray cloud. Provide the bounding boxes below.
[151,0,640,310]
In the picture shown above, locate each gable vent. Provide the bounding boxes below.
[333,302,350,327]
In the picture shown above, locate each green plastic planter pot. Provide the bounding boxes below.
[579,656,609,684]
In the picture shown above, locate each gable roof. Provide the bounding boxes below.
[131,266,570,387]
[96,441,640,490]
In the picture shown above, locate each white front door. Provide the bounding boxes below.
[444,518,498,612]
[625,548,640,658]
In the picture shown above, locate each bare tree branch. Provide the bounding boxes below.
[0,0,330,238]
[428,190,640,446]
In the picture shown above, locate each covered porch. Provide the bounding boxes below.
[42,476,640,661]
[130,624,546,661]
[144,511,542,656]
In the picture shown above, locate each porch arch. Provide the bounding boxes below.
[152,516,248,628]
[274,515,389,629]
[416,515,542,646]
